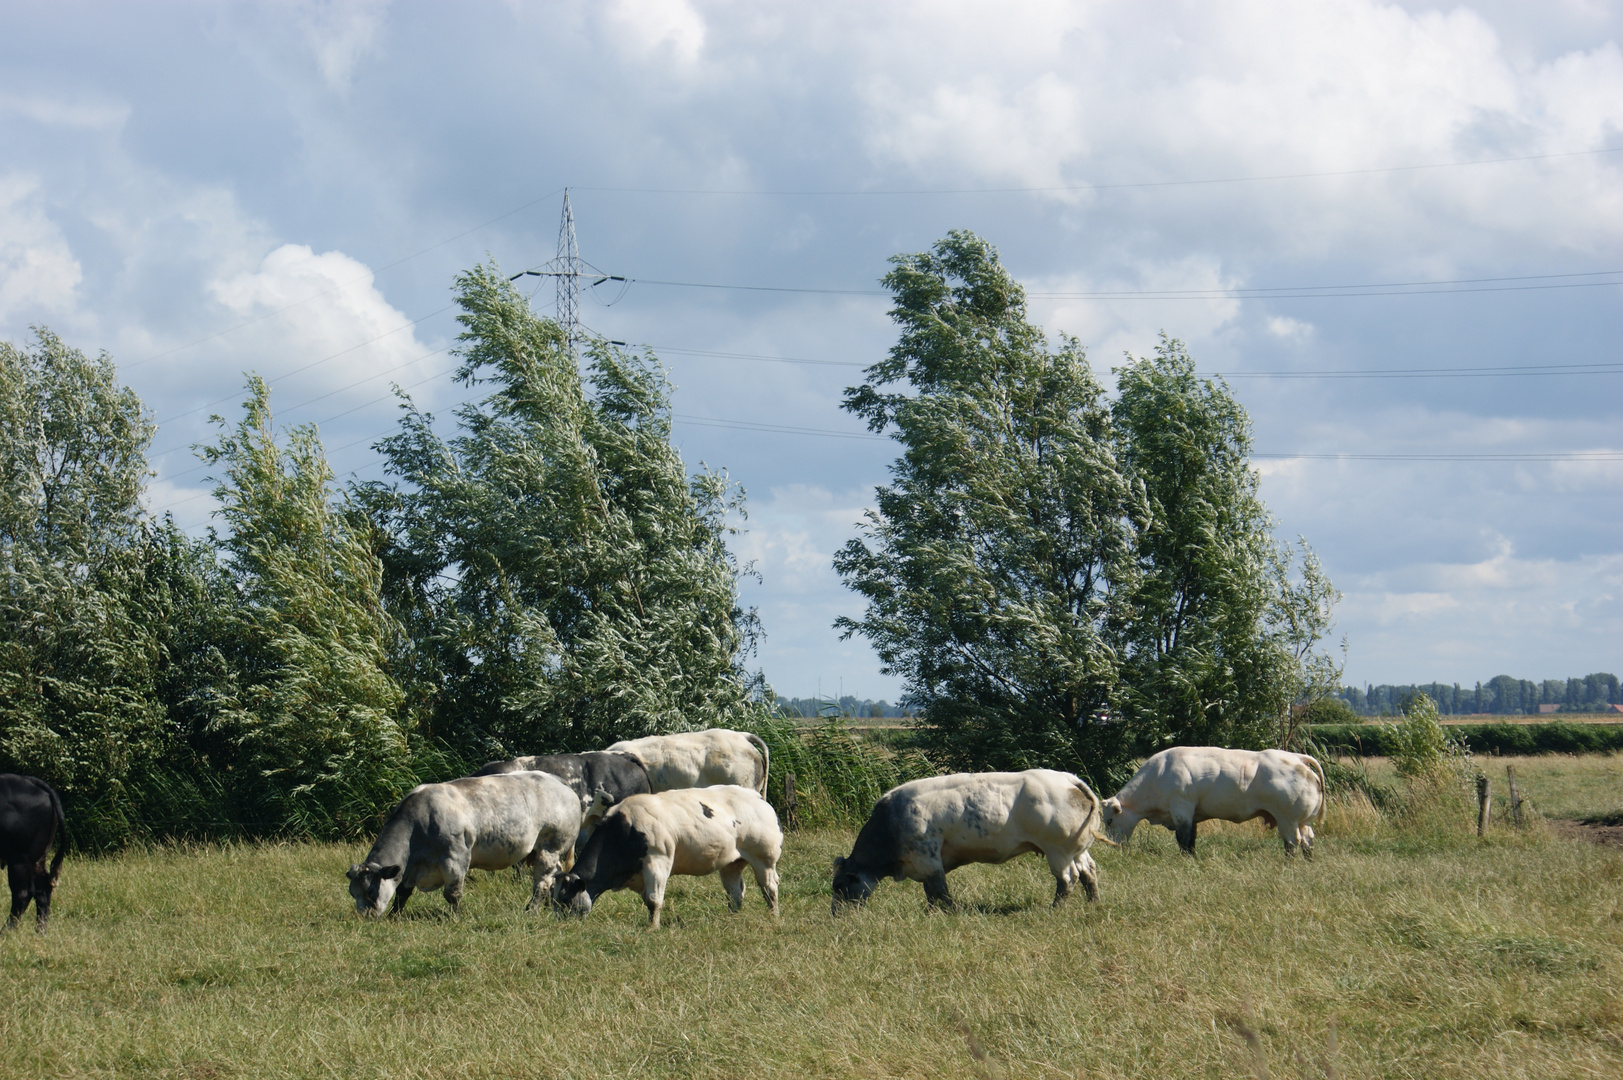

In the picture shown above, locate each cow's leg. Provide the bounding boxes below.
[443,870,467,914]
[7,864,31,930]
[1168,801,1198,854]
[719,859,747,912]
[387,884,415,915]
[528,852,565,911]
[1301,824,1316,860]
[1280,819,1303,858]
[641,858,672,928]
[32,878,52,933]
[921,869,954,911]
[1047,849,1098,906]
[749,859,780,916]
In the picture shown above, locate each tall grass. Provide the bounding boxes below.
[3,770,1620,1079]
[746,715,936,827]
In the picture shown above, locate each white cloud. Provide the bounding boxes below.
[602,0,707,66]
[206,243,437,398]
[0,175,81,322]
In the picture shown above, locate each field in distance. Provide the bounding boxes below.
[1,755,1620,1079]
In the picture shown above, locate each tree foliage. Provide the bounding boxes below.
[361,264,765,759]
[837,232,1142,778]
[0,329,168,838]
[1111,338,1337,751]
[837,234,1338,782]
[196,377,412,835]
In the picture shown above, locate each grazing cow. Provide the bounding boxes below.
[555,786,781,928]
[1101,746,1327,857]
[473,751,651,829]
[347,771,581,916]
[1,774,66,933]
[831,770,1108,914]
[604,729,769,795]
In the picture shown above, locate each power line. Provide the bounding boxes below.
[620,269,1623,301]
[576,145,1623,196]
[640,342,1622,380]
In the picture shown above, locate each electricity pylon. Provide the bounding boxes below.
[510,188,623,359]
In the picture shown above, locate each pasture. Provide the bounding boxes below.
[2,757,1621,1079]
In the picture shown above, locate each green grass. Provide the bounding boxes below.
[2,779,1621,1078]
[1358,753,1623,822]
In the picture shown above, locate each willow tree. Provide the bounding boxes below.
[836,232,1143,778]
[836,234,1338,782]
[198,377,411,834]
[0,329,168,841]
[360,264,765,760]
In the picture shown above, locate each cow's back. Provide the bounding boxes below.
[0,774,60,866]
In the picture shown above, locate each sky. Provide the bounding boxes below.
[3,0,1621,702]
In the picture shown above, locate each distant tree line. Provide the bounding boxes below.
[775,696,914,720]
[1334,673,1620,716]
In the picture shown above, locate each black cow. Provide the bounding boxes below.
[1,774,66,933]
[472,752,651,821]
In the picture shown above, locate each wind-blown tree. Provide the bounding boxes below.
[836,231,1143,779]
[198,377,411,835]
[1110,338,1320,750]
[0,330,170,841]
[836,235,1338,781]
[360,264,765,760]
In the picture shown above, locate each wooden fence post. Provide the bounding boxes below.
[784,771,799,830]
[1476,774,1491,837]
[1506,765,1523,827]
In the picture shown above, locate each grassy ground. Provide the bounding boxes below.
[1360,753,1623,821]
[2,773,1621,1079]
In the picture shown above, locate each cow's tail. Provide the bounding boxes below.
[1075,777,1119,849]
[45,781,66,884]
[745,732,771,796]
[1303,753,1329,826]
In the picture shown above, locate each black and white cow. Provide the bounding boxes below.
[1101,746,1327,857]
[603,729,769,795]
[1,773,66,933]
[831,770,1108,913]
[554,786,781,928]
[347,771,581,916]
[473,752,652,830]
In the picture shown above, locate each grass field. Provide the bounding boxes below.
[2,757,1621,1079]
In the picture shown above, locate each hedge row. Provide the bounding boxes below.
[1309,722,1623,757]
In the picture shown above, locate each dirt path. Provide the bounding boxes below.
[1548,818,1623,847]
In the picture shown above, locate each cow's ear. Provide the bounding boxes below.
[831,856,845,874]
[347,864,362,880]
[378,865,402,880]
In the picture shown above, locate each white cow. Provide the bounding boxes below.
[1101,746,1326,857]
[555,785,782,928]
[830,770,1109,912]
[606,729,769,795]
[346,771,582,916]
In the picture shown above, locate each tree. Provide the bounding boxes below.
[360,263,765,759]
[1111,337,1315,751]
[835,235,1338,781]
[0,329,168,841]
[198,376,411,835]
[836,231,1142,778]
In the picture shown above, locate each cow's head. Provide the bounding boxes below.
[1097,792,1136,844]
[553,872,593,916]
[346,862,401,916]
[830,855,877,914]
